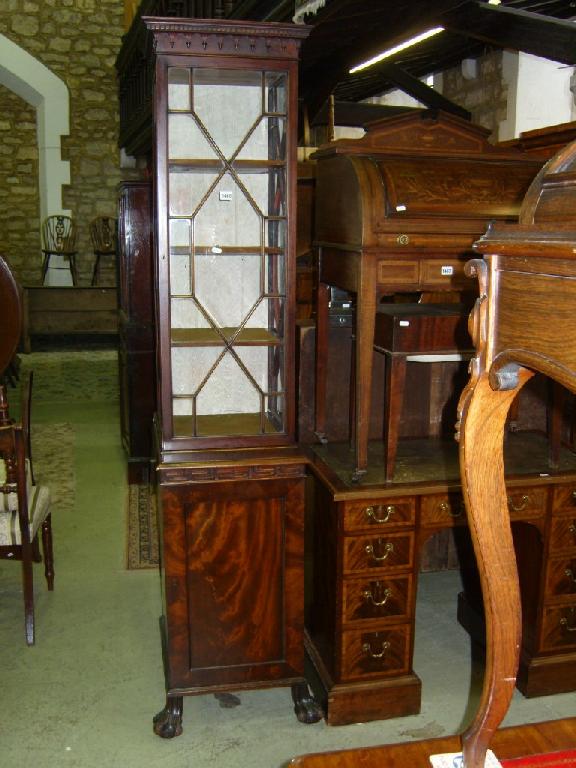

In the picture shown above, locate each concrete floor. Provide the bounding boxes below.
[1,357,574,768]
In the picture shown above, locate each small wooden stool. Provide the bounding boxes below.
[373,303,473,480]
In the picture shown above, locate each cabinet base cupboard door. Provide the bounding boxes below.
[153,455,322,737]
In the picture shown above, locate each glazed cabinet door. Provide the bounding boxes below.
[160,474,305,690]
[154,51,300,452]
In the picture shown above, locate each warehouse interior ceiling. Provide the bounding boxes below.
[222,0,576,123]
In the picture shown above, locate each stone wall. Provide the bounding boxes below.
[440,51,508,141]
[0,85,40,285]
[0,1,136,286]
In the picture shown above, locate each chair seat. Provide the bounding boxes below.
[0,483,51,546]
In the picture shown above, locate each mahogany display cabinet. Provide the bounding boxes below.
[117,180,156,482]
[117,17,320,738]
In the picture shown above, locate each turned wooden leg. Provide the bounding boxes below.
[352,262,377,482]
[291,681,322,724]
[41,254,50,285]
[21,550,35,646]
[153,695,184,738]
[42,515,54,591]
[459,371,532,768]
[383,353,407,481]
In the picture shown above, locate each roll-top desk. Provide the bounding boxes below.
[313,110,545,480]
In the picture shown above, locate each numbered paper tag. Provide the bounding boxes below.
[430,750,503,768]
[441,265,454,276]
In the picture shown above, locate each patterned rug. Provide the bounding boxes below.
[33,423,75,514]
[126,483,159,570]
[18,350,119,403]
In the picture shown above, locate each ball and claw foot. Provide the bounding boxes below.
[291,682,323,724]
[153,696,184,738]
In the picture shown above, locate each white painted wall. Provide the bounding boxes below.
[499,51,575,141]
[0,33,71,284]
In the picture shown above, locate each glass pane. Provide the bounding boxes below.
[170,253,191,296]
[168,67,191,110]
[264,252,286,298]
[169,166,222,216]
[236,117,286,162]
[238,167,286,218]
[194,69,262,160]
[170,298,209,331]
[168,114,217,160]
[264,393,285,431]
[197,351,261,416]
[195,250,261,329]
[193,172,261,248]
[171,346,223,402]
[265,72,287,114]
[265,219,286,250]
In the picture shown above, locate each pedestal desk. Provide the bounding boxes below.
[296,135,576,768]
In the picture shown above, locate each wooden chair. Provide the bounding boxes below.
[41,215,78,286]
[0,255,22,373]
[89,216,118,286]
[0,373,53,645]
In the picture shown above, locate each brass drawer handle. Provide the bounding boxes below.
[365,504,395,524]
[565,568,576,585]
[438,500,464,518]
[569,522,576,537]
[362,585,392,607]
[571,490,576,503]
[365,541,394,562]
[362,639,391,659]
[508,494,530,513]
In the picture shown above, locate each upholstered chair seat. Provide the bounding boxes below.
[0,460,51,547]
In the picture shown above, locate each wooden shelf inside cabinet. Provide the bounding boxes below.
[169,159,286,171]
[173,411,283,437]
[171,327,282,346]
[170,246,284,255]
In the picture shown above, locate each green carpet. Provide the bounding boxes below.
[18,350,119,403]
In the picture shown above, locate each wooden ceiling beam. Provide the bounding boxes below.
[373,62,472,120]
[441,1,576,65]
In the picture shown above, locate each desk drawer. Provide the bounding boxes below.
[421,487,545,527]
[544,557,576,602]
[549,516,576,553]
[421,493,467,527]
[343,533,414,574]
[420,259,471,288]
[377,260,419,287]
[343,497,415,533]
[340,625,410,681]
[342,574,413,625]
[540,605,576,651]
[553,484,576,513]
[506,487,547,520]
